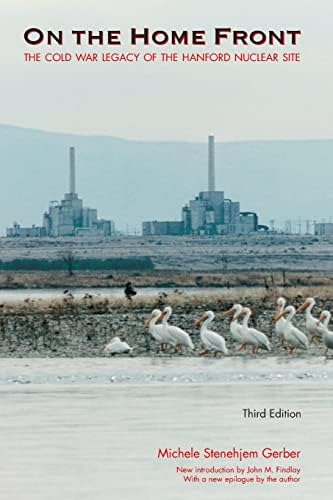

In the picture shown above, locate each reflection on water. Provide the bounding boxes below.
[0,359,332,500]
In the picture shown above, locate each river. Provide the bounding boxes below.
[0,358,332,499]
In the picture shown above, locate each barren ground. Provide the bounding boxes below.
[0,234,333,271]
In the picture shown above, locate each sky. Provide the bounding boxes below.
[1,0,333,142]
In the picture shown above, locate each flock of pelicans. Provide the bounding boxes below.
[103,296,333,357]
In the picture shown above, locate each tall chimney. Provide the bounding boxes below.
[69,146,76,194]
[208,134,215,191]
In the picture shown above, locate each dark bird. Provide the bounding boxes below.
[124,282,137,301]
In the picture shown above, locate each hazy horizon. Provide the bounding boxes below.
[3,122,333,143]
[0,124,332,234]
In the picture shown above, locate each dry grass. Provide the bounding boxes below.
[1,270,333,290]
[1,284,333,316]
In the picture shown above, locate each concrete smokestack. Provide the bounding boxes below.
[69,146,76,194]
[208,134,215,191]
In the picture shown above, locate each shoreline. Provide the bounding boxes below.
[0,290,331,358]
[0,269,333,290]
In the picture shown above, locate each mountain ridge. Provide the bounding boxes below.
[0,124,332,233]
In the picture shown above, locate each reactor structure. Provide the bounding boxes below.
[6,147,115,237]
[142,135,261,236]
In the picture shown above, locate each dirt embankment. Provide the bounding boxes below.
[0,290,330,358]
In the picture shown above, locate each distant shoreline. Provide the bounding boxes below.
[0,269,332,290]
[0,234,332,290]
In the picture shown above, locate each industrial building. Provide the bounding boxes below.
[314,223,333,236]
[142,135,260,236]
[6,147,115,237]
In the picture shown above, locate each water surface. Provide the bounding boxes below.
[0,358,332,499]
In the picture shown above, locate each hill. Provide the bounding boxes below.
[0,124,332,233]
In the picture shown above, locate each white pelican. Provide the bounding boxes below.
[237,307,271,354]
[275,297,287,347]
[317,310,333,355]
[275,305,309,354]
[222,303,247,349]
[296,297,322,343]
[160,306,194,352]
[103,337,132,354]
[144,309,173,350]
[194,311,228,356]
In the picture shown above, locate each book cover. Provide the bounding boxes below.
[1,1,332,499]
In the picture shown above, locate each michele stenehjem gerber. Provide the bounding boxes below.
[157,446,301,460]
